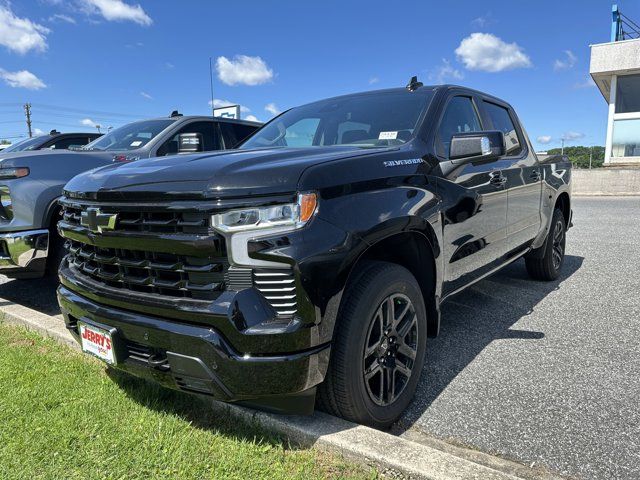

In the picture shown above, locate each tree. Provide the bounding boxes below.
[546,146,605,168]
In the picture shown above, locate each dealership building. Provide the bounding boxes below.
[590,5,640,166]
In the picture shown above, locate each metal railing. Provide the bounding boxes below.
[612,4,640,41]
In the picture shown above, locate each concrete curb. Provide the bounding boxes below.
[0,298,530,480]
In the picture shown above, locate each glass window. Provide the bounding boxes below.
[2,136,47,152]
[615,74,640,114]
[219,122,259,148]
[611,118,640,157]
[82,120,174,152]
[49,137,91,150]
[156,121,220,156]
[483,101,522,155]
[437,96,482,158]
[240,90,433,149]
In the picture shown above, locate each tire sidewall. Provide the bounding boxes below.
[342,265,427,426]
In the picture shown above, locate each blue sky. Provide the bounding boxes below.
[0,0,637,150]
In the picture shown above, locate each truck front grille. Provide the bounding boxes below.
[61,201,209,235]
[66,240,226,300]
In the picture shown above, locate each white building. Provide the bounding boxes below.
[590,5,640,166]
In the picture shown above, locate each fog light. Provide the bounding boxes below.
[0,187,12,221]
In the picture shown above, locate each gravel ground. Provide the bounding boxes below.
[0,197,638,479]
[395,197,640,479]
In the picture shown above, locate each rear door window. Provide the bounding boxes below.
[157,121,221,156]
[219,123,259,148]
[483,101,523,156]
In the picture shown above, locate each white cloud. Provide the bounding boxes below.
[0,6,49,54]
[455,33,532,72]
[471,13,494,28]
[553,50,577,71]
[165,62,174,69]
[80,118,96,127]
[48,14,76,24]
[209,98,250,113]
[33,128,45,135]
[264,102,280,116]
[369,76,379,85]
[245,114,260,122]
[140,91,152,99]
[429,58,464,84]
[0,69,47,89]
[574,76,596,89]
[215,55,274,86]
[537,135,552,144]
[563,131,585,141]
[79,0,152,26]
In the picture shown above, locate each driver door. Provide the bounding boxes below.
[437,94,509,296]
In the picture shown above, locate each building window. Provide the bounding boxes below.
[615,74,640,113]
[611,118,640,157]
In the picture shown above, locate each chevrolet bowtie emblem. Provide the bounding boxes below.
[80,208,118,233]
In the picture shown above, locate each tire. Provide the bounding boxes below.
[318,261,427,429]
[46,227,66,278]
[525,208,566,281]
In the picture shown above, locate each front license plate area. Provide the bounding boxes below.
[79,322,116,365]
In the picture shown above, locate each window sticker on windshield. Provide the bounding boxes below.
[378,131,398,140]
[130,140,142,147]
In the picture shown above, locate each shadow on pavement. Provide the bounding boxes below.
[0,276,60,316]
[393,254,584,434]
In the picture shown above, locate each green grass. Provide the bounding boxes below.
[0,324,377,480]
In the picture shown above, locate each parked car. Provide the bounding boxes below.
[1,130,102,153]
[57,81,572,428]
[0,114,260,279]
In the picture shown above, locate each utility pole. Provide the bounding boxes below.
[209,57,215,116]
[589,145,593,169]
[24,103,33,138]
[561,138,565,155]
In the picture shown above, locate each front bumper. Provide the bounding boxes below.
[0,229,49,277]
[57,285,330,414]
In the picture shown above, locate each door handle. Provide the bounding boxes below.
[489,171,506,187]
[530,170,541,182]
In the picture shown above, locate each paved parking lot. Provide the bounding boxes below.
[1,197,638,479]
[395,197,640,479]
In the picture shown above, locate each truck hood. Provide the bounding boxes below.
[0,148,115,167]
[64,146,394,200]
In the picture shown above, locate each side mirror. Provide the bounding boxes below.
[178,133,203,153]
[449,131,505,164]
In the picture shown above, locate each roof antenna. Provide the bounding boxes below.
[406,75,423,92]
[49,129,60,135]
[170,110,183,118]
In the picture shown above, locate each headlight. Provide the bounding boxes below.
[211,193,317,233]
[0,167,29,180]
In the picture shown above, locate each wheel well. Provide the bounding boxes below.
[555,192,570,226]
[354,231,439,337]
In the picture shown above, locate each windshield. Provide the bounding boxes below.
[81,119,174,151]
[240,90,432,149]
[3,136,47,152]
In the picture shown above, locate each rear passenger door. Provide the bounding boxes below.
[481,100,542,253]
[437,94,509,295]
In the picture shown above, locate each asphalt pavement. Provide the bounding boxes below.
[395,197,640,480]
[1,197,638,479]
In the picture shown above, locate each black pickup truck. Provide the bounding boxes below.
[57,80,571,428]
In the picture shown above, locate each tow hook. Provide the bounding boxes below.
[148,354,170,371]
